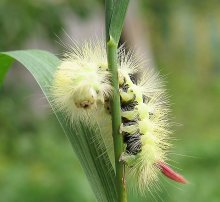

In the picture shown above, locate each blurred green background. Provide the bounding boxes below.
[1,0,220,201]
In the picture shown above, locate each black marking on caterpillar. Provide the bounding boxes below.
[119,73,142,156]
[104,97,111,114]
[121,101,138,112]
[123,132,142,155]
[123,120,137,126]
[122,83,129,92]
[142,95,150,103]
[121,116,140,124]
[128,73,137,85]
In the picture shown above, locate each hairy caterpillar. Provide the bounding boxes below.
[52,38,186,192]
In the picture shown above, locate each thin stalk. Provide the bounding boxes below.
[107,36,127,202]
[105,0,129,201]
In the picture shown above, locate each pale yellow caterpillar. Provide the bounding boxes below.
[51,38,186,193]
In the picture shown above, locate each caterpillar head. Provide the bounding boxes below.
[73,85,97,109]
[51,39,112,120]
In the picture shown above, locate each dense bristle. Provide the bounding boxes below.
[51,38,185,194]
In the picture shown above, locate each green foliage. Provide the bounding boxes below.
[0,50,117,202]
[1,0,220,201]
[0,0,99,50]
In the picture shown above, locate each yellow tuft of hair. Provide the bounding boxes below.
[51,39,112,123]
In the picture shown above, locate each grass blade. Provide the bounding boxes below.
[105,0,114,41]
[109,0,130,44]
[0,50,117,202]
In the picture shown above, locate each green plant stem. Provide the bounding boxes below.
[107,37,127,202]
[105,0,129,201]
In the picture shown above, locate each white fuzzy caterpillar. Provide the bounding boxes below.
[51,38,186,193]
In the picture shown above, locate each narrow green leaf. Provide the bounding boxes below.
[0,50,117,202]
[105,0,114,41]
[109,0,130,45]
